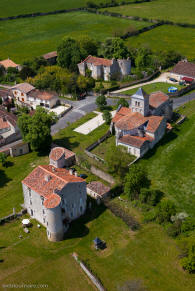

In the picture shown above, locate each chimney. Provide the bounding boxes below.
[74,171,78,177]
[69,169,73,175]
[45,174,51,182]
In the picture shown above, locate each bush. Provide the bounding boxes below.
[143,208,157,223]
[103,110,112,124]
[116,98,129,108]
[95,95,107,110]
[181,217,195,234]
[140,188,163,206]
[180,240,195,273]
[166,219,182,237]
[156,199,176,224]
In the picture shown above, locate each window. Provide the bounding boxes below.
[80,206,83,213]
[30,209,33,216]
[43,209,45,215]
[19,149,23,155]
[43,218,45,223]
[71,212,73,218]
[30,200,32,205]
[138,102,140,107]
[135,101,137,106]
[28,188,31,197]
[21,93,24,96]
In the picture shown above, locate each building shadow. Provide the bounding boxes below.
[5,161,14,168]
[53,136,79,150]
[0,169,12,188]
[64,202,106,241]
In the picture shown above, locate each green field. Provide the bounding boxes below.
[101,0,195,25]
[139,100,195,218]
[126,25,195,60]
[0,0,132,18]
[0,12,150,63]
[121,82,184,96]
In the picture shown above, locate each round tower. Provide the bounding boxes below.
[44,194,64,242]
[118,58,131,76]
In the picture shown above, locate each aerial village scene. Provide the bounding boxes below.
[0,0,194,290]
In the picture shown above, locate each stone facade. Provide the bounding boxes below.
[111,88,173,158]
[78,55,131,81]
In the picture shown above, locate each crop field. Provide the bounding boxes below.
[100,0,195,25]
[0,0,132,18]
[126,25,195,60]
[0,12,150,63]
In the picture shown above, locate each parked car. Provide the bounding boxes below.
[169,77,178,82]
[79,173,88,179]
[77,92,87,100]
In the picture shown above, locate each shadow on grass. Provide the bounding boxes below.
[0,169,12,188]
[142,129,178,160]
[64,202,106,241]
[5,161,14,168]
[53,136,79,151]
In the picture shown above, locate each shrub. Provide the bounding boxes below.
[0,152,7,167]
[180,240,195,273]
[166,219,182,237]
[103,110,112,125]
[116,98,129,108]
[181,217,195,234]
[156,199,176,224]
[140,188,163,206]
[95,95,107,110]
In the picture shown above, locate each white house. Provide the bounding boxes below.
[12,83,58,110]
[111,88,173,158]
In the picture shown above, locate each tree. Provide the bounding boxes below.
[181,217,195,234]
[124,165,148,200]
[95,95,107,110]
[181,241,195,273]
[17,107,57,151]
[76,75,95,93]
[116,98,129,108]
[101,38,129,59]
[0,64,5,79]
[139,188,163,206]
[105,144,129,178]
[103,110,112,125]
[77,35,98,57]
[156,199,176,224]
[20,66,35,80]
[0,153,7,166]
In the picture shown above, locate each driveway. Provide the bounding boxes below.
[51,96,117,135]
[112,72,175,93]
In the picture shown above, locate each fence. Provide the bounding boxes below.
[167,82,195,98]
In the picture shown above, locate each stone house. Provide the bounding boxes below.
[87,181,110,204]
[49,146,76,168]
[22,149,87,242]
[78,55,131,81]
[10,142,29,157]
[12,83,58,110]
[111,88,173,158]
[170,60,195,82]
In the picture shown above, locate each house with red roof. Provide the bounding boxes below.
[170,60,195,82]
[111,88,173,158]
[0,58,21,71]
[22,147,86,242]
[78,55,131,81]
[12,83,58,110]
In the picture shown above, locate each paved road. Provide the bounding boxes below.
[172,92,195,109]
[51,96,117,135]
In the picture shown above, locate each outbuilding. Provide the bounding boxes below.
[87,181,110,204]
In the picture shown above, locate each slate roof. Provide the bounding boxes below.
[131,88,149,100]
[171,61,195,78]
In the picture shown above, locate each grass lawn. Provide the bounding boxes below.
[138,100,195,218]
[0,205,195,290]
[121,82,184,96]
[100,0,195,25]
[0,12,150,63]
[125,25,195,60]
[0,0,132,18]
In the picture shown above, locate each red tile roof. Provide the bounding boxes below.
[43,51,57,60]
[112,107,132,123]
[0,105,17,127]
[29,89,57,100]
[22,165,84,197]
[0,59,19,69]
[171,61,195,78]
[149,91,169,109]
[0,117,10,129]
[119,134,153,148]
[0,89,13,98]
[44,193,61,209]
[146,116,164,133]
[79,55,112,67]
[87,181,110,197]
[115,112,146,131]
[49,147,75,161]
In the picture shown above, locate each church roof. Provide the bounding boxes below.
[131,88,149,100]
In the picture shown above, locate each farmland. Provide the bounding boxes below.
[0,0,132,18]
[0,12,150,63]
[126,25,195,60]
[100,0,195,25]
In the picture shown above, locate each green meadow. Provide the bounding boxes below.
[0,12,150,63]
[0,0,132,18]
[126,25,195,60]
[100,0,195,25]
